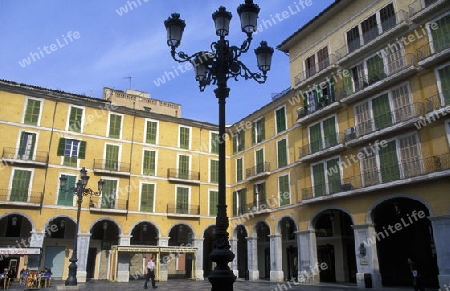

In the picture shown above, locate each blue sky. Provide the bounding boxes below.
[0,0,335,124]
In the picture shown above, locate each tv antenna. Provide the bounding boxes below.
[123,76,132,90]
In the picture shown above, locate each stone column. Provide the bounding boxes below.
[247,236,259,281]
[430,215,450,288]
[229,239,239,278]
[192,238,204,280]
[297,230,319,284]
[352,224,382,288]
[269,234,283,282]
[158,237,170,281]
[76,233,92,282]
[116,235,132,282]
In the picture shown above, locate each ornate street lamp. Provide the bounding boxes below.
[60,167,104,286]
[164,2,273,290]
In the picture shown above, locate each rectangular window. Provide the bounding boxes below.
[105,144,119,171]
[233,188,247,216]
[305,54,316,78]
[386,42,404,74]
[392,84,413,122]
[10,169,32,202]
[58,175,76,206]
[438,65,450,105]
[367,54,386,84]
[211,132,219,154]
[18,132,36,160]
[355,102,372,136]
[275,107,286,133]
[362,14,379,44]
[372,94,392,130]
[109,114,122,139]
[143,150,156,176]
[317,46,330,71]
[146,120,157,144]
[399,135,422,178]
[309,116,337,153]
[140,183,155,212]
[347,25,361,53]
[236,158,243,182]
[379,140,400,183]
[431,14,450,53]
[361,148,380,186]
[252,118,265,144]
[279,175,290,206]
[253,182,266,209]
[178,155,190,179]
[209,190,218,216]
[176,187,189,214]
[179,127,190,149]
[380,3,396,32]
[277,139,288,168]
[210,159,219,184]
[57,138,86,167]
[255,148,265,174]
[101,180,117,209]
[68,106,83,133]
[309,123,323,153]
[24,98,41,125]
[312,158,341,197]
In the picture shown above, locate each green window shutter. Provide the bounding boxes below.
[260,182,266,204]
[279,175,290,206]
[343,71,354,95]
[146,121,157,144]
[261,117,265,141]
[105,145,119,170]
[109,114,122,138]
[241,131,245,150]
[211,133,219,154]
[252,123,256,144]
[277,139,287,168]
[18,132,36,159]
[372,94,392,129]
[323,116,337,147]
[18,132,26,156]
[276,107,286,133]
[209,190,218,216]
[58,175,76,206]
[78,141,86,159]
[69,107,83,133]
[24,99,41,125]
[432,14,450,53]
[438,66,450,105]
[210,160,219,183]
[178,155,189,179]
[327,159,341,194]
[101,180,117,209]
[236,158,243,182]
[312,163,326,197]
[256,149,264,173]
[309,123,323,153]
[143,150,156,176]
[176,187,189,214]
[10,170,32,202]
[379,140,400,183]
[141,184,155,212]
[242,188,247,213]
[233,135,237,154]
[233,191,237,216]
[180,127,190,149]
[57,138,66,156]
[367,54,386,84]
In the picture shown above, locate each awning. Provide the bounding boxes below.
[0,248,41,255]
[112,245,197,254]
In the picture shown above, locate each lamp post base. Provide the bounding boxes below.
[56,285,81,291]
[208,269,236,291]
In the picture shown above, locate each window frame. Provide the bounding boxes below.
[252,117,265,144]
[236,157,243,182]
[175,185,191,214]
[275,106,287,134]
[179,126,191,149]
[307,114,338,153]
[142,149,157,176]
[67,105,85,133]
[435,62,450,106]
[210,159,219,184]
[310,156,342,197]
[177,154,191,179]
[22,97,43,126]
[104,143,121,171]
[140,182,156,212]
[277,138,288,168]
[210,131,219,154]
[208,189,219,216]
[144,119,159,144]
[108,113,123,139]
[278,174,290,206]
[17,130,38,160]
[9,167,34,202]
[101,179,118,209]
[426,11,450,54]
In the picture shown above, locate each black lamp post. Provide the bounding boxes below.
[164,2,273,290]
[59,167,104,286]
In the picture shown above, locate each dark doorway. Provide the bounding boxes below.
[86,248,97,279]
[373,198,438,287]
[264,248,270,279]
[318,244,336,282]
[286,246,297,281]
[236,225,248,278]
[203,226,215,277]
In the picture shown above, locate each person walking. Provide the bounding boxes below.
[408,257,425,291]
[144,255,157,289]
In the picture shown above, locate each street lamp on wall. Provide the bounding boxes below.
[59,167,104,286]
[164,2,273,290]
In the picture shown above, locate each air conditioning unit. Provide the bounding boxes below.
[345,127,356,141]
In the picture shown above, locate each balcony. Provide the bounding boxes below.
[293,54,337,88]
[417,31,450,68]
[245,201,273,214]
[2,147,48,167]
[299,132,346,162]
[301,153,450,203]
[89,196,128,214]
[297,97,341,125]
[245,162,270,180]
[0,189,43,208]
[166,203,200,217]
[345,102,425,146]
[167,168,200,184]
[337,53,417,105]
[335,10,410,65]
[93,159,131,176]
[409,0,448,22]
[425,92,449,113]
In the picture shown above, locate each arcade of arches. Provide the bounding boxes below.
[0,196,448,288]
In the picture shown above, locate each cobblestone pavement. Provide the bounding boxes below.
[9,279,428,291]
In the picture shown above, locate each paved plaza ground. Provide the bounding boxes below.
[8,278,430,291]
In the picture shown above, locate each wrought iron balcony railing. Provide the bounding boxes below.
[294,54,336,86]
[417,31,450,62]
[93,159,131,173]
[0,189,44,206]
[167,168,200,181]
[89,196,128,212]
[302,153,450,201]
[297,94,338,121]
[167,203,200,215]
[426,92,450,112]
[2,147,48,164]
[245,162,270,179]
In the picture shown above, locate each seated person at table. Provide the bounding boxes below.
[42,268,52,286]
